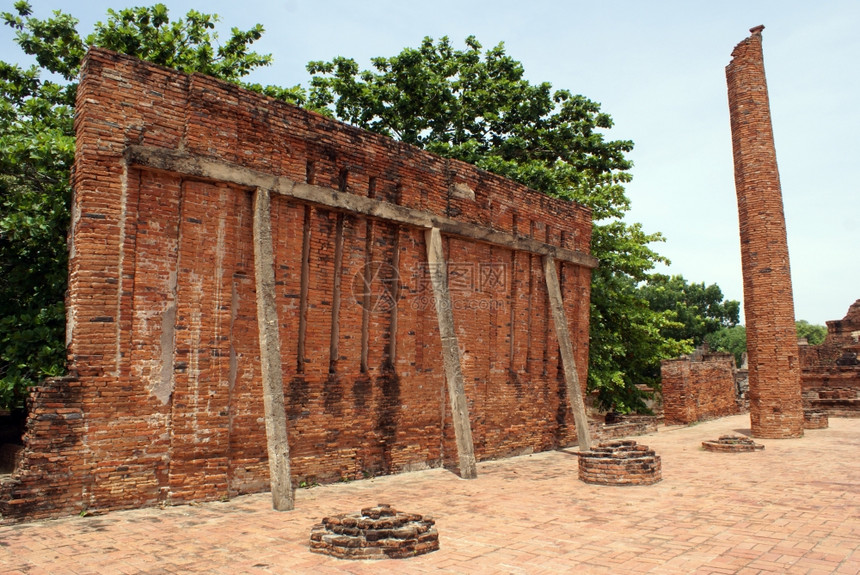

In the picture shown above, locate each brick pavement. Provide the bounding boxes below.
[1,414,858,574]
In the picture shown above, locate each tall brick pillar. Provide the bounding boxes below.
[726,25,803,438]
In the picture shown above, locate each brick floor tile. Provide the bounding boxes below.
[0,415,858,574]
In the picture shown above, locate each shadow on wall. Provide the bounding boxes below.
[0,409,26,474]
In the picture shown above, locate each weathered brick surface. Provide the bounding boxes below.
[309,504,439,560]
[799,300,860,368]
[701,435,764,452]
[661,352,741,425]
[726,26,804,438]
[802,410,829,429]
[0,49,594,521]
[798,300,860,417]
[0,377,89,518]
[577,440,662,486]
[589,414,659,441]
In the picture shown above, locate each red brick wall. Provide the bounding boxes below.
[0,377,88,519]
[800,299,860,369]
[800,300,860,416]
[661,353,740,425]
[0,49,594,521]
[726,26,803,438]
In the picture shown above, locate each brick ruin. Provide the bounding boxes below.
[802,410,829,429]
[726,26,804,438]
[660,347,745,425]
[799,299,860,417]
[661,298,860,426]
[0,49,596,521]
[591,414,659,441]
[309,504,439,560]
[577,440,662,486]
[701,435,764,453]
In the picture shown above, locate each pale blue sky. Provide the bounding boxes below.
[3,1,858,325]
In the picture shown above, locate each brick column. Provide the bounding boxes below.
[726,25,803,438]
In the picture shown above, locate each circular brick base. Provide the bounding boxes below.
[309,504,439,560]
[701,435,764,452]
[803,410,829,429]
[578,440,662,485]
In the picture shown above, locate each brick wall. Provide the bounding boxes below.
[661,352,741,425]
[0,377,88,518]
[726,26,804,438]
[800,299,860,369]
[800,299,860,416]
[0,49,595,521]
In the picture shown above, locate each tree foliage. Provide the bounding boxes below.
[795,320,826,346]
[640,274,740,346]
[0,2,298,409]
[308,36,633,219]
[704,325,747,367]
[309,36,689,412]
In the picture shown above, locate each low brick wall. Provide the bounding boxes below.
[577,440,662,486]
[661,352,741,425]
[801,367,860,418]
[309,504,438,560]
[590,415,659,441]
[802,410,829,429]
[701,435,764,452]
[0,377,88,519]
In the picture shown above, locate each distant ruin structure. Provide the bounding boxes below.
[0,49,596,521]
[726,26,804,438]
[799,299,860,417]
[660,347,745,425]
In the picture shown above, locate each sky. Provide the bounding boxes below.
[2,1,858,325]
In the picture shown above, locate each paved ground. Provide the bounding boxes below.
[1,414,858,574]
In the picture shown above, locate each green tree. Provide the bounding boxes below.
[705,325,747,367]
[0,1,302,409]
[308,36,689,412]
[640,274,740,346]
[796,320,826,346]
